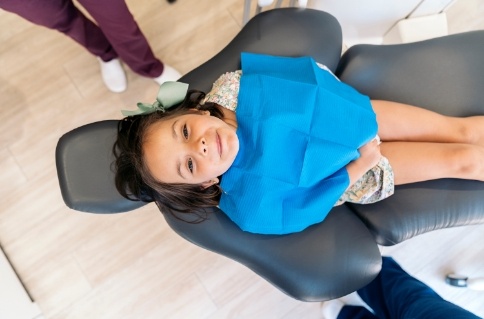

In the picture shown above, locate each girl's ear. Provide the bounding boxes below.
[201,177,219,189]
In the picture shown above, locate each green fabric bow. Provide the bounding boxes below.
[121,81,189,116]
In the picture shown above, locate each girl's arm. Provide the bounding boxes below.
[346,138,382,187]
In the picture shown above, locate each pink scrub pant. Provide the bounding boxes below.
[0,0,164,77]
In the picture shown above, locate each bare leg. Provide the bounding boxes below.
[380,142,484,184]
[372,100,484,146]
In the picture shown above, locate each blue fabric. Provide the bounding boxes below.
[337,257,481,319]
[219,53,377,234]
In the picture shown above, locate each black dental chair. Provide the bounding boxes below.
[55,8,484,301]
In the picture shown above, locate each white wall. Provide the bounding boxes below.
[307,0,455,45]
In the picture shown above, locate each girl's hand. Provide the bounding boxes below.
[357,137,382,171]
[346,138,382,187]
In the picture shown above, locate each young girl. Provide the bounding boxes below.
[114,53,484,235]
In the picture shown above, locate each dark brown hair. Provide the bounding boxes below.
[113,90,225,221]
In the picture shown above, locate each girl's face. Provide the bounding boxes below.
[143,111,239,187]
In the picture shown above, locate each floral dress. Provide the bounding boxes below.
[203,68,394,205]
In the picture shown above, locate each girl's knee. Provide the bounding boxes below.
[456,119,476,145]
[450,145,483,178]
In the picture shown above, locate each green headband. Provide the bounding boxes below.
[121,81,189,116]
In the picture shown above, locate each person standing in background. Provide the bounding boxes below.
[0,0,181,93]
[321,257,481,319]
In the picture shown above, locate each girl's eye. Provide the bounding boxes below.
[187,158,193,173]
[183,124,189,139]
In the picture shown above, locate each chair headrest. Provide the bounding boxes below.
[55,120,146,213]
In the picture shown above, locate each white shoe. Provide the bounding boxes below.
[340,291,374,313]
[320,299,344,319]
[153,64,182,85]
[98,58,127,93]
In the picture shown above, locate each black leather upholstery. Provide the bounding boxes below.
[180,8,343,93]
[164,205,380,301]
[336,31,484,114]
[336,31,484,245]
[56,120,146,213]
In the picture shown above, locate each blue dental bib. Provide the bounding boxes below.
[219,53,377,234]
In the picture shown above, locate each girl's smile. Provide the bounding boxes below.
[143,110,239,187]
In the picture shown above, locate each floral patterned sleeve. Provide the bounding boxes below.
[334,156,395,206]
[203,71,242,111]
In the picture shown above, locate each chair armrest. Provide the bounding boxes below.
[350,180,484,245]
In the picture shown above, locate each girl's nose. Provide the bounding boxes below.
[198,137,207,155]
